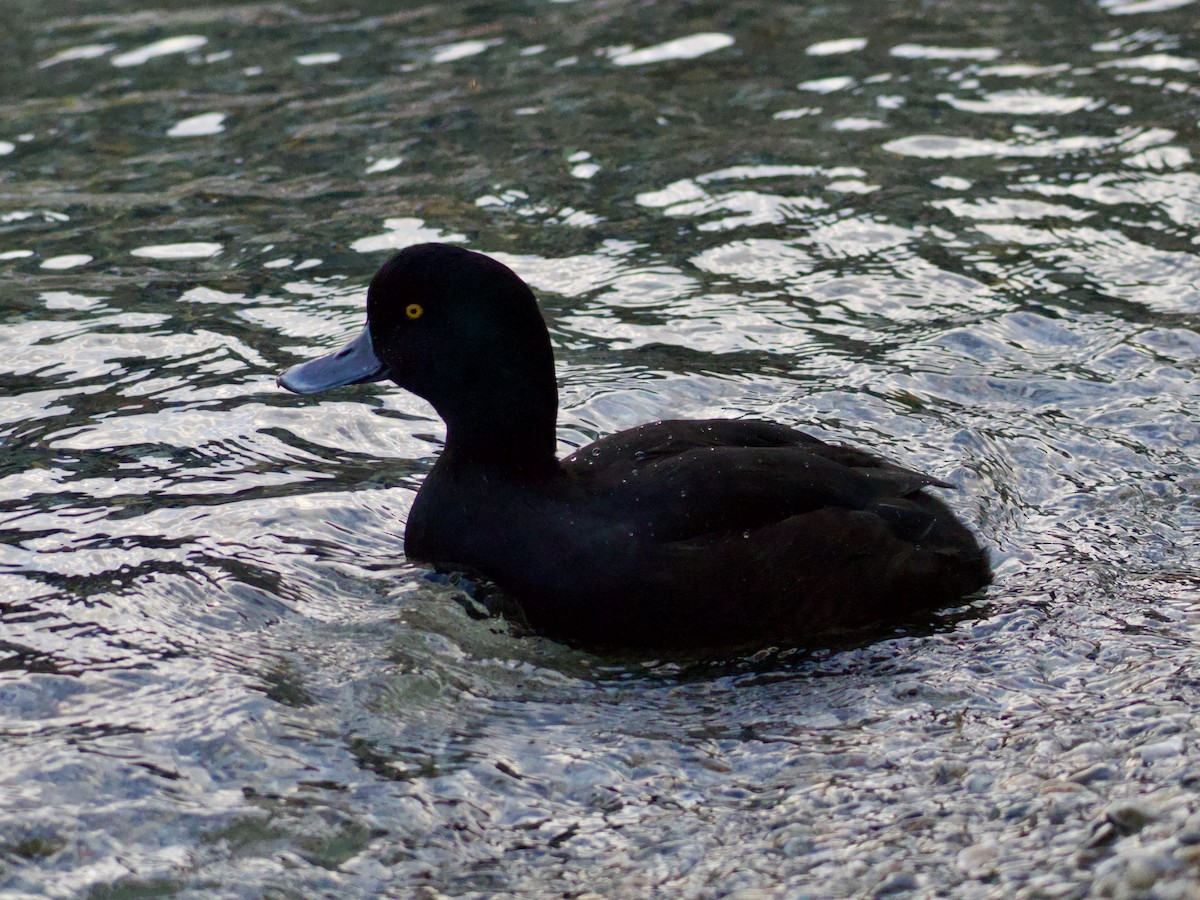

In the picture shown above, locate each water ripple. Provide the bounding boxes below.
[1,0,1198,896]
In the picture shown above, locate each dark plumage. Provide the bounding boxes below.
[279,243,990,651]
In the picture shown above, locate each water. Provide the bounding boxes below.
[1,0,1198,895]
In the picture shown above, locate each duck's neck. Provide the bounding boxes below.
[436,370,561,478]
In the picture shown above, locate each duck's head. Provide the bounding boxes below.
[279,243,559,462]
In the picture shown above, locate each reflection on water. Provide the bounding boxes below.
[611,33,736,67]
[1,0,1198,896]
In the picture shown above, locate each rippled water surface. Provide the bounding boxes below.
[2,0,1199,896]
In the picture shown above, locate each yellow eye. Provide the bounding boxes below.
[405,303,424,320]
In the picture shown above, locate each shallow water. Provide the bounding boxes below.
[1,0,1198,896]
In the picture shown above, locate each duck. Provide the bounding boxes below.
[279,243,990,651]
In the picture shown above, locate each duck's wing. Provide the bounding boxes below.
[563,418,953,543]
[516,418,990,649]
[565,418,948,486]
[565,419,821,468]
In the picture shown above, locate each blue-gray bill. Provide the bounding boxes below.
[277,325,390,394]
